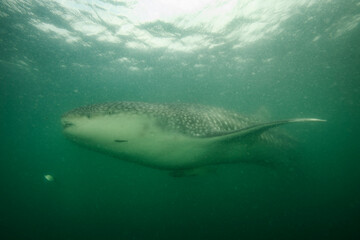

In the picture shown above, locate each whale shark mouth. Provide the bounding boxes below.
[62,121,74,129]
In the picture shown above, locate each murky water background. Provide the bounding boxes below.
[1,1,359,239]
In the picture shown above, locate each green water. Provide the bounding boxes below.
[1,1,359,239]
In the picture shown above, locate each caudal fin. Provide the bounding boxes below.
[210,118,326,143]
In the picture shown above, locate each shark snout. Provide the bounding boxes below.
[61,118,75,129]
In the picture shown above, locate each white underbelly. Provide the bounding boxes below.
[65,114,212,169]
[101,133,211,169]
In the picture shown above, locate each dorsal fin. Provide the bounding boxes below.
[208,118,326,143]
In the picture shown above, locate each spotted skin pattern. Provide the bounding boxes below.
[63,102,256,138]
[62,102,325,170]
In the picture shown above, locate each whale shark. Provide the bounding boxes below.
[61,102,325,171]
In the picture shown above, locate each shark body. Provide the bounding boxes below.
[61,102,325,170]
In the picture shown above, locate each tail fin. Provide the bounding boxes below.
[210,118,326,143]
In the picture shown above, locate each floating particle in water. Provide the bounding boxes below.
[44,174,54,182]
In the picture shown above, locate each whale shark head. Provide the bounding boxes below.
[61,103,159,147]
